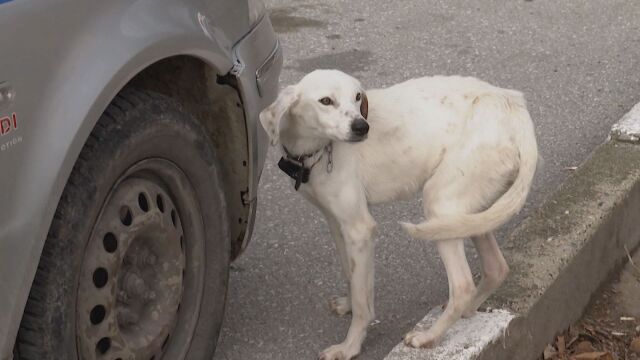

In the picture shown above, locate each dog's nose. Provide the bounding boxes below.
[351,118,369,136]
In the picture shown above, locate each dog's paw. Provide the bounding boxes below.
[329,296,352,316]
[399,221,419,238]
[403,330,439,349]
[318,343,358,360]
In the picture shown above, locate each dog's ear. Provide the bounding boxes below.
[360,91,368,119]
[259,85,299,146]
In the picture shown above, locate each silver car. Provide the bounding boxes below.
[0,1,282,359]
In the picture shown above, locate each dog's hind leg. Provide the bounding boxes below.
[464,232,509,315]
[404,238,476,348]
[405,159,495,348]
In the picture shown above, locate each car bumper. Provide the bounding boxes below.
[231,14,282,255]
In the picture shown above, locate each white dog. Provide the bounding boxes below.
[259,69,537,360]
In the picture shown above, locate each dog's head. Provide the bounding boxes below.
[259,70,369,146]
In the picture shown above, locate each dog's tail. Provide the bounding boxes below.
[401,92,538,241]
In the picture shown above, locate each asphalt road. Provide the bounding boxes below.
[214,1,640,359]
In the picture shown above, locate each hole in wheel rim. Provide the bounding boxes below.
[138,193,149,212]
[156,194,165,213]
[119,206,132,226]
[170,209,177,227]
[92,268,108,288]
[95,337,111,354]
[103,233,117,253]
[90,305,106,325]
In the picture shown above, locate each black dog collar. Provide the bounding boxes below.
[278,144,332,190]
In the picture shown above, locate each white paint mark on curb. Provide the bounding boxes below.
[610,102,640,142]
[383,307,514,360]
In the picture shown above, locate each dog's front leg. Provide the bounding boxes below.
[319,211,376,360]
[323,214,353,316]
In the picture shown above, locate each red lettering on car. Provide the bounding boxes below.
[0,112,17,136]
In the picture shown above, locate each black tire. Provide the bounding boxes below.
[14,89,230,360]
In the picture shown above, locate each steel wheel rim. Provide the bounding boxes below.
[76,159,206,360]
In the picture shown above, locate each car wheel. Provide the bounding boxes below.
[14,89,230,360]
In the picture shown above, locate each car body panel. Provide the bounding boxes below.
[0,1,279,358]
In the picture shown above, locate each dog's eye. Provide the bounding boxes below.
[319,97,333,106]
[356,92,362,101]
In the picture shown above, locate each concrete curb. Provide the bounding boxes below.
[384,103,640,360]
